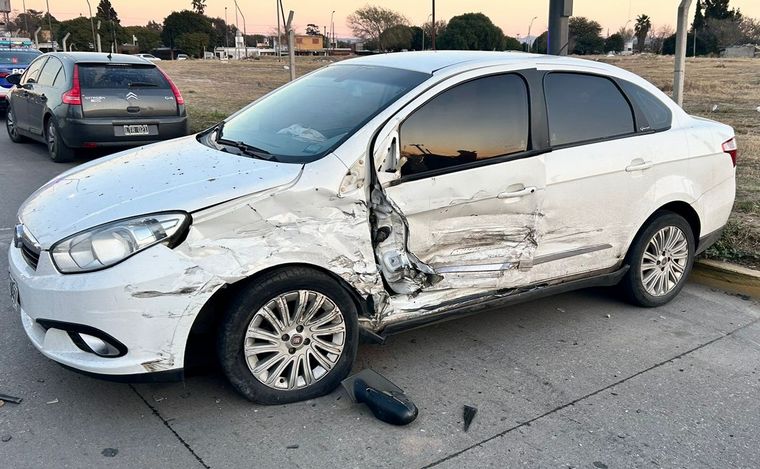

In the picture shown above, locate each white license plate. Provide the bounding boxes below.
[8,276,20,313]
[123,124,150,136]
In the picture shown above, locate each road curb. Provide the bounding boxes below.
[691,259,760,299]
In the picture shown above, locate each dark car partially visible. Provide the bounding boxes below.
[0,47,42,111]
[5,52,189,162]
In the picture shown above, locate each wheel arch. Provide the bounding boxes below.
[624,200,701,263]
[183,262,373,370]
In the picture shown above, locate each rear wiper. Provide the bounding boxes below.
[216,137,279,162]
[128,81,159,87]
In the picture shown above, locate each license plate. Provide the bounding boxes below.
[123,124,150,136]
[8,276,20,313]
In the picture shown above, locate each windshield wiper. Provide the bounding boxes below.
[128,81,159,87]
[216,137,279,162]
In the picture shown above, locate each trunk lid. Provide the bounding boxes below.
[79,63,179,118]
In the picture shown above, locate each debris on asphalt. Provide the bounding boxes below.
[0,400,4,408]
[46,399,59,405]
[463,405,478,432]
[0,393,23,404]
[1,435,11,442]
[286,444,299,449]
[605,314,611,319]
[101,448,119,457]
[153,396,166,402]
[341,369,418,426]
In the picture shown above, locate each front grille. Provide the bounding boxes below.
[20,239,40,270]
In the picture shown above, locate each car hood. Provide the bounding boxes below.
[19,135,303,248]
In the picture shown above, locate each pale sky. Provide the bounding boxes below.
[20,0,760,38]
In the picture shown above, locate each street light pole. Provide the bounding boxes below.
[527,16,537,51]
[234,0,247,59]
[330,10,335,52]
[45,0,56,51]
[85,0,96,52]
[431,0,436,51]
[22,0,29,38]
[224,6,229,50]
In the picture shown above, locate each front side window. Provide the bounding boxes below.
[21,57,47,85]
[217,65,429,163]
[544,73,635,147]
[399,74,530,177]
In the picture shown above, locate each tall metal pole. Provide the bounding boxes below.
[276,1,281,59]
[548,0,572,55]
[673,0,693,107]
[431,0,436,51]
[234,2,239,59]
[330,10,335,53]
[22,0,30,38]
[86,0,96,51]
[224,7,229,50]
[286,11,295,81]
[234,0,247,59]
[45,0,56,51]
[527,16,537,52]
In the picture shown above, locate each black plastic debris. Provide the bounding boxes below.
[342,369,418,426]
[463,405,478,432]
[0,393,22,404]
[101,448,118,457]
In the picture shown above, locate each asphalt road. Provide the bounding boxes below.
[1,123,759,469]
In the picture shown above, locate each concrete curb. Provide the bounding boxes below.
[691,259,760,299]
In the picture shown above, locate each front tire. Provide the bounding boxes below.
[218,267,359,404]
[6,106,26,143]
[46,118,75,163]
[621,211,695,307]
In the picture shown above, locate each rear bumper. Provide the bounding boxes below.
[59,115,189,148]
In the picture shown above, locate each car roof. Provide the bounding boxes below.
[338,50,618,75]
[46,52,156,65]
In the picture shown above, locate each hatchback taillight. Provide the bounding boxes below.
[158,68,184,105]
[722,137,738,167]
[62,64,82,105]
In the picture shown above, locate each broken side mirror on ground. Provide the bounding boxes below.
[341,369,418,426]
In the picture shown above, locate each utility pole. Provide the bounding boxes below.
[224,7,229,50]
[286,10,295,81]
[527,16,538,52]
[431,0,436,51]
[548,0,573,55]
[45,0,56,51]
[673,0,693,107]
[22,0,30,38]
[234,0,247,59]
[86,0,96,52]
[330,10,335,53]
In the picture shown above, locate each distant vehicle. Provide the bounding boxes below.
[0,47,42,111]
[176,54,189,61]
[5,52,188,162]
[135,53,162,62]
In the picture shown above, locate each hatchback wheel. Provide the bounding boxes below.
[218,267,359,404]
[621,211,695,307]
[6,107,26,143]
[46,118,75,163]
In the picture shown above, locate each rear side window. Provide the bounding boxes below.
[544,73,635,147]
[399,74,530,177]
[78,64,169,89]
[620,81,672,131]
[37,57,63,86]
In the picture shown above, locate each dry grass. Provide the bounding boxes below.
[161,54,760,268]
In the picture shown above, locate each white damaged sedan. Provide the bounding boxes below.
[8,51,736,404]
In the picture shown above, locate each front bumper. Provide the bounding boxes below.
[8,239,222,378]
[58,115,189,149]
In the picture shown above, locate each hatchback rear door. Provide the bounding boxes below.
[78,63,178,118]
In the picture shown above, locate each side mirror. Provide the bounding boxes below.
[5,73,22,86]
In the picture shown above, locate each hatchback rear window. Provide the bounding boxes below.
[78,64,169,89]
[0,50,41,64]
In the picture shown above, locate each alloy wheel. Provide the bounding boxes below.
[6,109,17,138]
[640,225,689,296]
[47,121,57,155]
[243,290,346,391]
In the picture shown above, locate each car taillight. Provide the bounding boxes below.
[0,72,8,78]
[62,64,82,105]
[722,137,738,167]
[158,68,184,105]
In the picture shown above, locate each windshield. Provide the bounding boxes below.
[216,64,429,163]
[0,50,41,65]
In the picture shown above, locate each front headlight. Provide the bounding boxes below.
[51,212,191,274]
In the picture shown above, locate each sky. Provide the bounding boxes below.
[17,0,760,38]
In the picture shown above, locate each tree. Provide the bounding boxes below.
[305,24,320,36]
[347,5,408,51]
[504,36,522,51]
[421,19,447,50]
[57,17,94,50]
[96,0,122,50]
[123,25,161,52]
[438,13,506,51]
[693,0,706,31]
[604,33,625,53]
[650,25,674,54]
[11,9,57,36]
[380,24,413,51]
[568,17,604,55]
[634,14,652,52]
[146,20,162,33]
[703,0,742,21]
[162,10,214,51]
[410,26,424,50]
[663,32,712,55]
[531,31,548,53]
[175,31,210,57]
[191,0,206,15]
[741,17,760,43]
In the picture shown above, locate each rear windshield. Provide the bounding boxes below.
[0,50,42,65]
[217,64,429,163]
[78,64,169,89]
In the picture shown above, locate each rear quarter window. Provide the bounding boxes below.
[78,64,169,89]
[619,81,673,131]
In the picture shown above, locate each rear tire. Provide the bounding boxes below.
[46,117,75,163]
[621,211,695,307]
[217,267,359,404]
[6,106,27,143]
